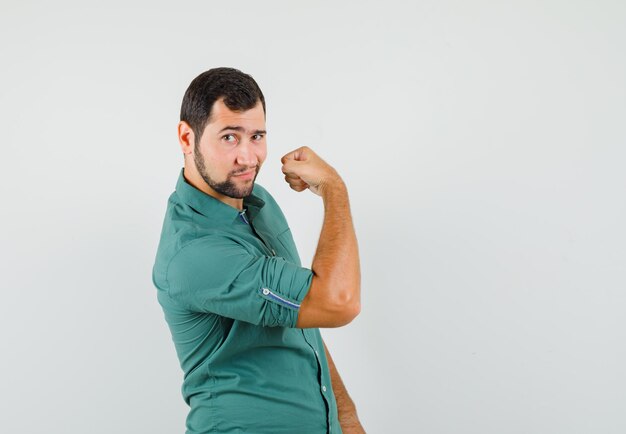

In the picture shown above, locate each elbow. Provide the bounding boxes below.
[344,299,361,325]
[304,275,361,328]
[329,287,361,327]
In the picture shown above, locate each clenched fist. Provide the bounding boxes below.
[280,146,342,196]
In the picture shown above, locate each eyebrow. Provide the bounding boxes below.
[218,125,267,135]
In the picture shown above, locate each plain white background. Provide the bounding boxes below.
[1,1,625,433]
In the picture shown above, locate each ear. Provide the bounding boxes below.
[177,121,195,155]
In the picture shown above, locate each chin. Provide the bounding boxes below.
[235,185,255,199]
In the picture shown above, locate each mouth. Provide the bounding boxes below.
[232,168,256,180]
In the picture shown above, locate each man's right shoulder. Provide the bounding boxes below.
[152,193,226,291]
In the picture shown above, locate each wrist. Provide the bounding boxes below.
[318,171,345,198]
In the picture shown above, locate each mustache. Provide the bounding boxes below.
[230,165,259,176]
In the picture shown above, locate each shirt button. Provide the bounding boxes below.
[262,288,270,295]
[322,385,327,392]
[271,249,276,255]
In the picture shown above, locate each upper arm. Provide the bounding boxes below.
[295,275,361,328]
[166,236,313,328]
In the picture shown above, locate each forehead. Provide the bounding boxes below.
[206,98,265,131]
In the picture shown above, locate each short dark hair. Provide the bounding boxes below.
[180,67,266,146]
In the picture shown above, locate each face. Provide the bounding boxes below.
[193,98,267,199]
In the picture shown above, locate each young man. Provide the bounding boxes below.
[152,67,363,433]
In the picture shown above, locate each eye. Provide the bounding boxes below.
[222,134,237,143]
[252,134,265,141]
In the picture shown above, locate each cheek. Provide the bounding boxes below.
[257,144,268,164]
[204,153,231,174]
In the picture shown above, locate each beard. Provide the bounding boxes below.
[193,147,259,199]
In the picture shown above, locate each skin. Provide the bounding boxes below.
[177,97,363,432]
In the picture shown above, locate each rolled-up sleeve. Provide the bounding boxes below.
[165,236,312,327]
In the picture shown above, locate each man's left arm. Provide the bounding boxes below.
[323,341,365,433]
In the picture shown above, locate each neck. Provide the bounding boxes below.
[183,163,244,211]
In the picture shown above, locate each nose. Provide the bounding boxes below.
[235,140,257,167]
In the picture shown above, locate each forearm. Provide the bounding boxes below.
[313,177,361,310]
[324,342,364,433]
[282,146,361,328]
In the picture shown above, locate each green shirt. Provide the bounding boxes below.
[152,169,341,434]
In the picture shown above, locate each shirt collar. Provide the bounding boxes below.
[175,168,265,224]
